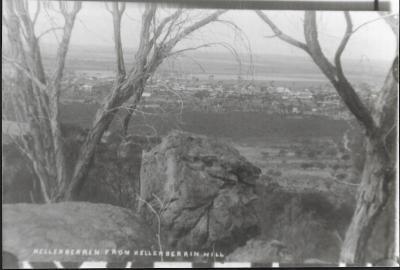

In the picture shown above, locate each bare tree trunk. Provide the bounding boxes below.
[4,1,226,202]
[63,80,144,200]
[256,10,398,263]
[340,138,394,263]
[340,57,398,264]
[122,104,136,137]
[3,0,81,202]
[62,5,226,200]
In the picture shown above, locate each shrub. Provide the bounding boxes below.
[271,197,338,262]
[254,186,352,262]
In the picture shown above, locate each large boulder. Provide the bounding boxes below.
[3,202,156,262]
[139,130,261,254]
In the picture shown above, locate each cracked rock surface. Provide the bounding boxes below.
[139,130,261,253]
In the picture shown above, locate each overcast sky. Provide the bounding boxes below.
[32,1,397,62]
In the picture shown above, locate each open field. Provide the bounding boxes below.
[58,102,351,139]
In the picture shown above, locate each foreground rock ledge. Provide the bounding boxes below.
[3,202,156,261]
[226,239,293,263]
[139,130,261,253]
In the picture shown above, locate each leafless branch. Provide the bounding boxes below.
[264,34,279,38]
[169,42,219,56]
[110,2,126,79]
[3,0,83,202]
[32,0,41,25]
[158,84,184,116]
[256,10,309,52]
[152,9,183,43]
[378,12,399,36]
[138,195,165,261]
[165,10,227,50]
[334,11,353,79]
[66,3,226,200]
[303,11,376,133]
[105,2,112,14]
[37,26,64,39]
[353,13,398,34]
[2,55,47,90]
[51,1,81,87]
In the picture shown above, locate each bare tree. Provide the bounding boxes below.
[3,1,227,202]
[63,3,227,200]
[256,10,398,263]
[2,0,81,202]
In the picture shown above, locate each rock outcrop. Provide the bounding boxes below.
[226,239,293,263]
[3,202,156,262]
[139,130,261,253]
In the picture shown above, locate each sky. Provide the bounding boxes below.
[26,0,399,62]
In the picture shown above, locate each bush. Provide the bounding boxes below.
[254,185,353,262]
[271,197,339,262]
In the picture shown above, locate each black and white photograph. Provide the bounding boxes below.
[2,0,399,268]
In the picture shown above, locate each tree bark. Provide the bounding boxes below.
[340,138,395,263]
[340,57,398,264]
[62,79,144,200]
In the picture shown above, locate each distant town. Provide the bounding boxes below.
[60,70,378,121]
